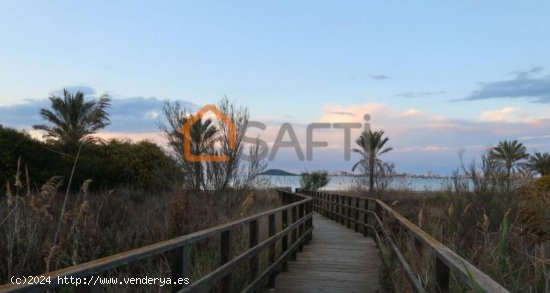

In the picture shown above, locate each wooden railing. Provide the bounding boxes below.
[298,189,510,293]
[0,189,313,293]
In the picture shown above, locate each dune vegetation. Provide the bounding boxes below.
[0,90,277,292]
[361,144,550,292]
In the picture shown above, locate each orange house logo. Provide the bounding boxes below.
[180,105,236,162]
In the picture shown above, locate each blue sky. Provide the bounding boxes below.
[1,1,550,174]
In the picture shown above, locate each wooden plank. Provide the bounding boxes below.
[242,227,313,293]
[266,214,383,293]
[281,209,289,271]
[170,245,189,293]
[249,220,259,281]
[299,190,510,293]
[267,214,276,288]
[180,213,312,292]
[219,230,232,293]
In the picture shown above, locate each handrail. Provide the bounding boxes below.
[299,189,509,293]
[0,189,313,293]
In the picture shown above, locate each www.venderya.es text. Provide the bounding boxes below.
[11,275,190,287]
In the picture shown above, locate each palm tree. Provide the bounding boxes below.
[33,90,110,250]
[186,117,218,190]
[490,140,529,176]
[529,152,550,176]
[33,89,111,148]
[159,101,218,190]
[352,130,393,192]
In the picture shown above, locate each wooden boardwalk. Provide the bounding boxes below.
[268,213,384,293]
[1,190,508,293]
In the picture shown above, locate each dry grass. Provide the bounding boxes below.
[1,169,282,292]
[372,184,550,292]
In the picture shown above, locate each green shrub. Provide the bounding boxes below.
[300,170,330,190]
[0,125,62,189]
[0,125,183,193]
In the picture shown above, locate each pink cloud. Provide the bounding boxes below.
[28,129,167,145]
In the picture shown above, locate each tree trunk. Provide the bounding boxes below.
[194,162,202,190]
[368,156,375,193]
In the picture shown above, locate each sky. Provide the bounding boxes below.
[1,1,550,174]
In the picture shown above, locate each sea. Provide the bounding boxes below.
[258,175,468,191]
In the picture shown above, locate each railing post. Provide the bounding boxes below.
[220,230,232,293]
[298,204,305,251]
[342,195,347,226]
[328,193,331,218]
[306,200,313,242]
[337,195,342,224]
[367,199,376,238]
[315,192,319,212]
[354,197,359,232]
[282,209,289,271]
[324,194,327,217]
[291,206,297,261]
[347,196,351,229]
[336,194,339,222]
[339,195,344,225]
[433,255,450,293]
[342,196,346,226]
[320,193,324,216]
[326,193,330,218]
[331,194,335,221]
[268,214,276,288]
[362,198,368,237]
[311,191,315,212]
[249,220,259,281]
[169,245,189,293]
[278,189,285,204]
[330,194,335,220]
[340,196,345,225]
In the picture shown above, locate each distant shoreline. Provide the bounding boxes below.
[258,171,471,180]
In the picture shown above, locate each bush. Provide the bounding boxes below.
[533,175,550,192]
[519,184,550,243]
[0,125,62,190]
[300,170,330,190]
[0,125,183,193]
[76,139,183,191]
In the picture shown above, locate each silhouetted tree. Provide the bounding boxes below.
[490,140,529,177]
[352,130,393,193]
[159,101,218,190]
[529,152,550,176]
[33,89,111,149]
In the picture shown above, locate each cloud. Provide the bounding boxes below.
[518,134,550,141]
[459,67,550,103]
[52,86,96,96]
[325,111,355,117]
[107,97,196,132]
[0,99,52,129]
[511,66,544,79]
[478,107,532,123]
[369,74,390,80]
[395,91,446,98]
[395,145,457,153]
[26,129,167,146]
[0,87,197,133]
[312,102,550,173]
